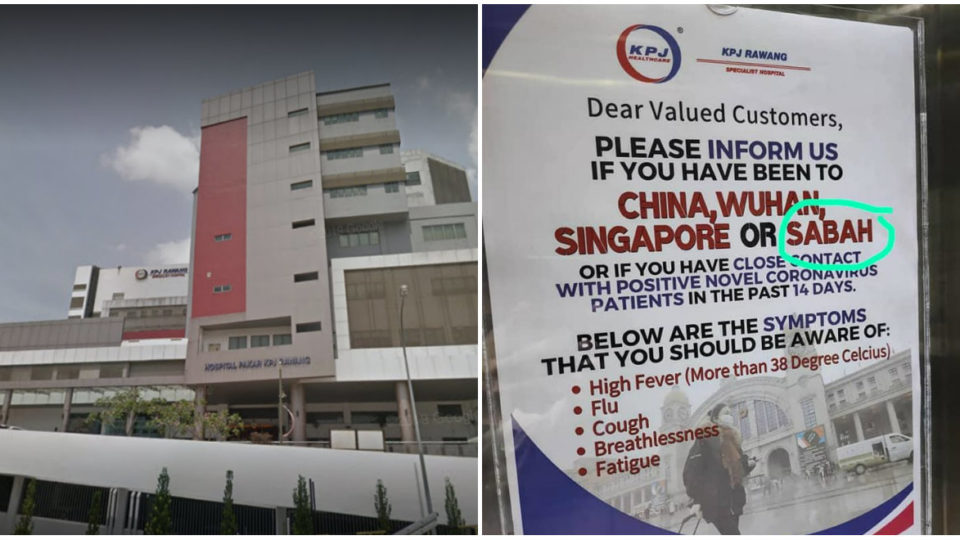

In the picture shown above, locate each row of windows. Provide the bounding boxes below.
[319,108,390,126]
[338,231,380,248]
[326,185,367,198]
[109,307,186,319]
[0,363,136,382]
[347,277,474,299]
[223,333,293,351]
[346,282,386,300]
[320,112,359,125]
[213,284,232,293]
[324,144,396,160]
[423,223,467,242]
[350,327,476,348]
[826,364,911,405]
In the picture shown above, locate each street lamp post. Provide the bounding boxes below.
[400,284,433,516]
[278,361,285,444]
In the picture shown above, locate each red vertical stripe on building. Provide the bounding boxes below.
[192,118,247,318]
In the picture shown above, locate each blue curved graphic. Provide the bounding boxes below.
[513,418,912,534]
[482,4,530,75]
[513,417,675,534]
[813,482,912,534]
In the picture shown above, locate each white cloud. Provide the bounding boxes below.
[102,125,200,192]
[144,238,191,266]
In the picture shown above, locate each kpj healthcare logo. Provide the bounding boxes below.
[616,24,682,83]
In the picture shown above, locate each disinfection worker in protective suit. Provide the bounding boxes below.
[682,402,756,534]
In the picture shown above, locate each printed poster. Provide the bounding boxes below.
[483,5,921,535]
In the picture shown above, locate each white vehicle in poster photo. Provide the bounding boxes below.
[837,433,913,475]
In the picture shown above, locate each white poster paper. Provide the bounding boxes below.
[483,5,921,534]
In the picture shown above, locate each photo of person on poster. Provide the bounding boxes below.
[682,403,756,534]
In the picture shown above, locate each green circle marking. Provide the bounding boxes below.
[777,198,895,271]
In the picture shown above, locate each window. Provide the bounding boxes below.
[754,400,789,436]
[432,276,473,295]
[339,231,379,248]
[214,233,232,242]
[326,147,363,160]
[72,283,86,291]
[273,334,292,346]
[31,366,54,381]
[384,182,400,193]
[251,335,270,348]
[346,282,386,300]
[837,388,847,404]
[423,223,467,242]
[228,336,247,350]
[352,411,398,425]
[112,293,125,300]
[374,109,389,119]
[351,330,391,348]
[379,144,394,155]
[321,112,359,125]
[100,364,124,378]
[307,411,345,424]
[326,185,367,198]
[290,180,313,191]
[292,219,316,229]
[800,397,817,429]
[57,366,80,380]
[162,309,172,317]
[207,343,221,352]
[437,404,463,418]
[294,271,320,282]
[289,142,311,153]
[405,171,422,186]
[296,322,322,333]
[69,297,84,309]
[288,108,309,117]
[213,284,232,293]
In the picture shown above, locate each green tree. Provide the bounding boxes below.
[86,490,103,535]
[291,475,313,535]
[374,479,392,533]
[221,471,237,535]
[202,409,244,441]
[145,398,194,438]
[86,392,244,440]
[444,478,465,532]
[85,388,150,436]
[144,468,172,535]
[13,478,36,535]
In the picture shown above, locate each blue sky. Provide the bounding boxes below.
[0,5,477,322]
